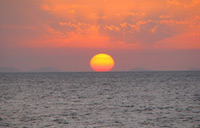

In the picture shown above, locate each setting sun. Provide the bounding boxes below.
[90,53,115,72]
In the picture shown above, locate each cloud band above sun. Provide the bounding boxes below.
[0,0,200,49]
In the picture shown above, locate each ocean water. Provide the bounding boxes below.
[0,71,200,128]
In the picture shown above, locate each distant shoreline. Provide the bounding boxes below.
[0,70,200,73]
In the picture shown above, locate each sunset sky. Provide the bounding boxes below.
[0,0,200,71]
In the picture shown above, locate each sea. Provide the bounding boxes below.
[0,71,200,128]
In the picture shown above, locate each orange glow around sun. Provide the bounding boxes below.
[90,53,115,72]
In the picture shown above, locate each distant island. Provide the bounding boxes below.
[187,68,200,71]
[0,67,60,73]
[129,67,150,72]
[0,67,21,72]
[129,67,200,72]
[0,67,200,72]
[29,67,60,72]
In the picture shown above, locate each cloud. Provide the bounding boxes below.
[39,0,200,45]
[0,0,199,49]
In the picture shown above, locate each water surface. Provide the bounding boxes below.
[0,72,200,128]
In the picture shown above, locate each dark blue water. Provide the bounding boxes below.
[0,72,200,128]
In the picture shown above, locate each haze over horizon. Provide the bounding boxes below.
[0,0,200,72]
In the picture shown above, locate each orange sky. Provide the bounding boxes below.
[0,0,200,71]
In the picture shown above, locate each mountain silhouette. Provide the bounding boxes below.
[0,67,20,72]
[30,67,60,72]
[129,67,150,72]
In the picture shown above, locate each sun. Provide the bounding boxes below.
[90,53,115,72]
